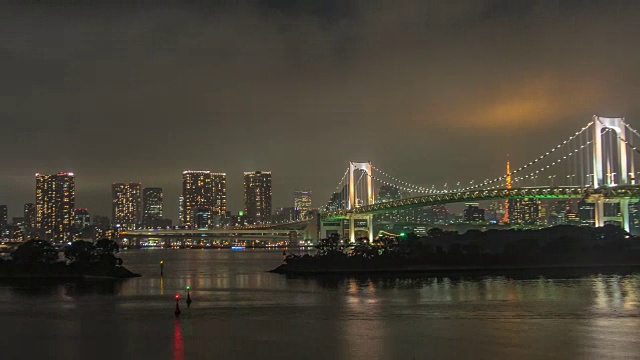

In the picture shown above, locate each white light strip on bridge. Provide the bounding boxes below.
[371,165,431,191]
[622,121,640,140]
[512,138,594,183]
[447,121,595,193]
[368,172,431,194]
[372,122,595,195]
[614,122,640,155]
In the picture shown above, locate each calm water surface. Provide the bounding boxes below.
[1,249,640,359]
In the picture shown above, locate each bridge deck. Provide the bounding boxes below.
[321,185,640,220]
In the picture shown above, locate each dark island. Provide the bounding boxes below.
[0,239,140,280]
[272,225,640,276]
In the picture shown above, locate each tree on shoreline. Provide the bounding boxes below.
[11,240,58,264]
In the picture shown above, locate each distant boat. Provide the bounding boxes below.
[231,246,246,251]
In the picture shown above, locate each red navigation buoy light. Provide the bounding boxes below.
[174,293,181,316]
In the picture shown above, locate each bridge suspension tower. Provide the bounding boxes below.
[591,116,634,231]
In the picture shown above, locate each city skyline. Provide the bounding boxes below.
[3,2,640,220]
[0,169,290,221]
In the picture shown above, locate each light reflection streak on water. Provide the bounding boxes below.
[622,277,638,311]
[343,278,384,358]
[173,319,184,360]
[586,275,640,358]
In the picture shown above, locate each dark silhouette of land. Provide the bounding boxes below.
[272,225,640,275]
[0,239,140,280]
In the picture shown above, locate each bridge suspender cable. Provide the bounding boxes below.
[372,122,594,194]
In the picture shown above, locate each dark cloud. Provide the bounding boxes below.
[1,0,640,219]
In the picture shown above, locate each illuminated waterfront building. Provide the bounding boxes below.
[293,190,312,220]
[508,198,540,226]
[212,173,227,217]
[244,171,272,225]
[548,200,571,225]
[36,172,75,242]
[374,185,401,223]
[73,208,91,229]
[182,171,214,228]
[273,207,300,223]
[142,188,163,228]
[178,196,184,225]
[0,205,7,227]
[463,202,485,222]
[24,203,36,231]
[578,200,596,227]
[565,210,580,225]
[487,201,506,224]
[112,183,142,230]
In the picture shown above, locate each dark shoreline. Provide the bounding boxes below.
[0,264,141,281]
[271,263,640,277]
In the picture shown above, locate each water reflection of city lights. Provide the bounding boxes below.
[173,319,184,360]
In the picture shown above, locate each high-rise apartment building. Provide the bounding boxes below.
[182,171,214,228]
[211,173,227,216]
[508,198,540,226]
[24,203,36,231]
[178,196,184,225]
[293,190,312,220]
[73,208,91,229]
[142,187,163,228]
[463,202,485,222]
[36,172,75,242]
[244,171,272,225]
[112,183,142,230]
[0,205,7,227]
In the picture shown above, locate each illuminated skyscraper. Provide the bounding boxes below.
[375,185,401,222]
[293,190,312,220]
[73,208,91,229]
[112,183,142,230]
[142,188,163,228]
[0,205,7,227]
[244,171,272,225]
[211,173,227,216]
[24,203,36,236]
[182,171,213,228]
[508,198,540,226]
[36,172,75,242]
[463,202,485,222]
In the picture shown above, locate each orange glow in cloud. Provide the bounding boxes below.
[424,75,605,130]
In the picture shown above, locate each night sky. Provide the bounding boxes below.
[2,1,640,220]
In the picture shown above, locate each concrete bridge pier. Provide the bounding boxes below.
[593,198,631,233]
[348,214,374,243]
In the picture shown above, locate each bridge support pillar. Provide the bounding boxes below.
[594,198,631,233]
[347,214,374,243]
[622,199,631,233]
[594,199,605,228]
